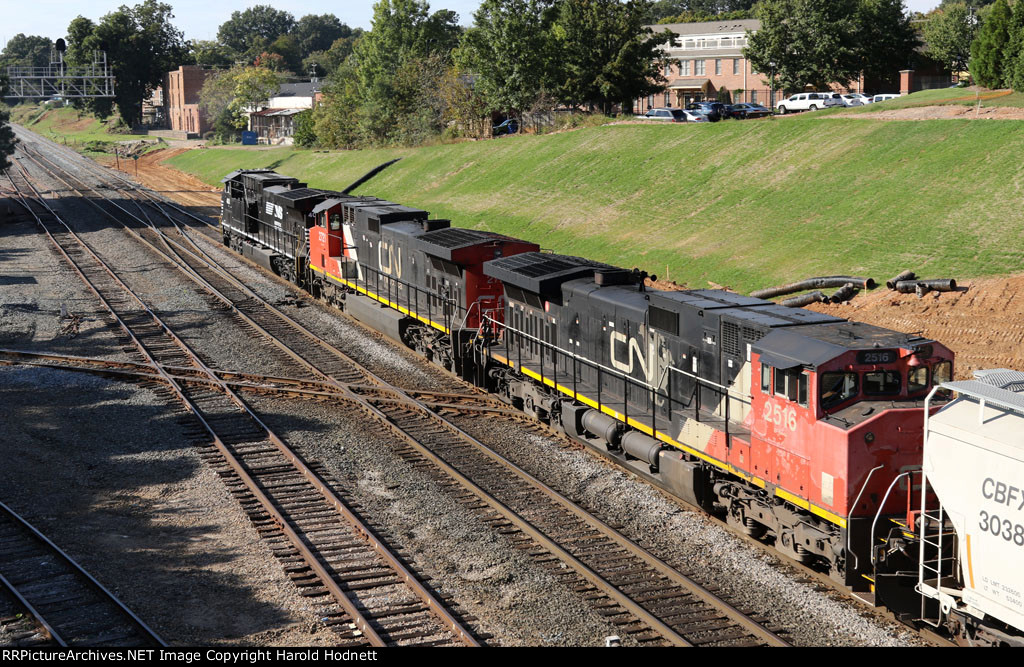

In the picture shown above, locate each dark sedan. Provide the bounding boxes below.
[729,103,773,119]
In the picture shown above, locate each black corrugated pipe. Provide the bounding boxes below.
[828,283,860,304]
[886,270,915,290]
[894,279,958,295]
[751,276,877,300]
[918,278,958,292]
[780,291,828,308]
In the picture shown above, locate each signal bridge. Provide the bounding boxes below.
[4,40,114,99]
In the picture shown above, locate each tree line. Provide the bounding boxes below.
[2,0,1023,160]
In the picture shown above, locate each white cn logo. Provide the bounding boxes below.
[610,331,650,380]
[378,241,402,279]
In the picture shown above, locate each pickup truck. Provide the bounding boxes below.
[775,92,843,114]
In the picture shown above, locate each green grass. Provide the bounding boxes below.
[823,87,1024,116]
[165,115,1024,294]
[9,104,153,153]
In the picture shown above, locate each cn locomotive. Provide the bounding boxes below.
[219,169,971,628]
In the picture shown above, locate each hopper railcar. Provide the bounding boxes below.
[218,168,962,608]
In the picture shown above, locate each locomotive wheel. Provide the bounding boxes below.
[778,531,813,564]
[727,504,766,538]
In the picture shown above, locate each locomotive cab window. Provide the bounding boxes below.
[329,213,341,231]
[820,372,857,409]
[864,370,900,395]
[773,368,809,407]
[909,366,928,393]
[933,361,953,397]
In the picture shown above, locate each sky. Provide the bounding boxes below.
[1,0,942,45]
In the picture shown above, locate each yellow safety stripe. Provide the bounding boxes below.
[489,351,848,529]
[966,534,975,588]
[311,264,450,334]
[311,268,850,530]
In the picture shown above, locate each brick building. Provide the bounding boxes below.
[163,65,214,137]
[636,19,868,111]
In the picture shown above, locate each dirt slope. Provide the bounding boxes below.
[808,275,1024,378]
[99,148,221,208]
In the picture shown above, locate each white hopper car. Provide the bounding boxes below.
[916,369,1024,646]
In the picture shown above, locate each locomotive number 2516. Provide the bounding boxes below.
[763,402,797,432]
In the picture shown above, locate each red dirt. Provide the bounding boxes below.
[98,148,221,208]
[807,275,1024,379]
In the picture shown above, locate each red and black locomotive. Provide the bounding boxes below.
[220,168,954,593]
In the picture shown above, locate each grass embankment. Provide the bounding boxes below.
[166,110,1024,294]
[9,104,157,157]
[825,87,1024,116]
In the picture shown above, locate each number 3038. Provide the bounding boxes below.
[762,402,797,432]
[979,510,1024,546]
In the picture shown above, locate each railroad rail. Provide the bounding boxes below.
[0,500,164,647]
[5,158,480,647]
[11,131,790,646]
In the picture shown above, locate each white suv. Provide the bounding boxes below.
[775,92,844,114]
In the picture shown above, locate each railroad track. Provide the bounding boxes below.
[0,500,163,647]
[5,157,481,647]
[11,132,790,646]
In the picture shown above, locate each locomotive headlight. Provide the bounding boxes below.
[864,432,875,444]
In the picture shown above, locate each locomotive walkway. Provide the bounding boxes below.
[6,128,791,647]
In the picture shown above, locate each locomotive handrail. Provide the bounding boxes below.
[868,469,920,567]
[848,463,884,570]
[482,313,752,404]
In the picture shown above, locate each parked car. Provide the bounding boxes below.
[775,92,843,114]
[870,93,901,103]
[636,107,684,122]
[492,118,519,135]
[685,101,726,122]
[840,93,871,107]
[728,103,772,119]
[679,109,710,122]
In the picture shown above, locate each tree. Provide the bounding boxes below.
[457,0,561,113]
[64,16,113,119]
[1005,0,1024,90]
[745,0,864,93]
[551,0,672,113]
[303,30,365,77]
[646,0,757,21]
[0,34,53,69]
[189,40,234,68]
[923,2,978,74]
[353,0,461,143]
[68,2,188,126]
[313,59,362,148]
[0,75,17,171]
[970,0,1014,87]
[265,34,302,73]
[217,5,295,61]
[293,109,317,147]
[856,0,920,89]
[293,14,349,58]
[228,67,281,128]
[199,65,281,135]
